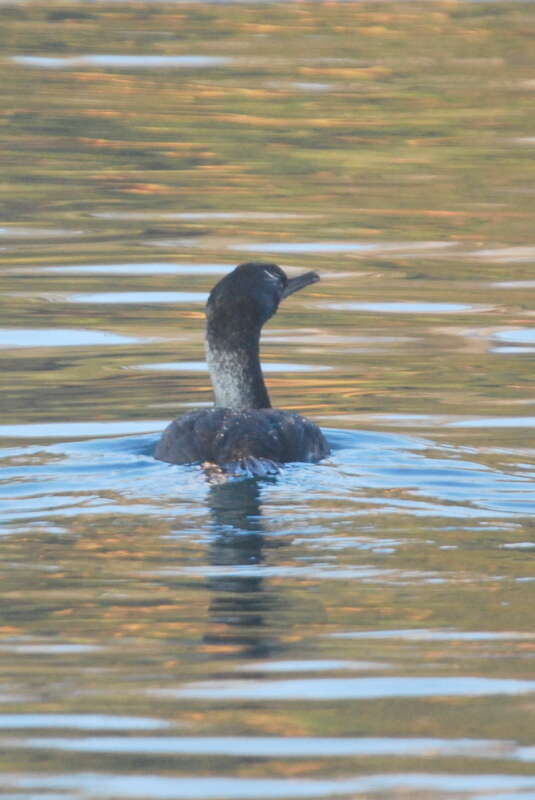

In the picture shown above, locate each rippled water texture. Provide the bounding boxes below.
[1,2,534,799]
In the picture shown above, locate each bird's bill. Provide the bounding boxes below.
[281,270,320,299]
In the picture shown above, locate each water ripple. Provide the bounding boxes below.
[0,328,144,349]
[3,735,521,759]
[10,772,535,798]
[12,55,231,70]
[0,714,169,731]
[0,427,533,525]
[152,676,535,702]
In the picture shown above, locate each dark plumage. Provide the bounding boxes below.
[154,261,330,475]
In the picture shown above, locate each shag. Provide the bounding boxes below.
[154,261,330,475]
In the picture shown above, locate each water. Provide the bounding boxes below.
[231,241,457,255]
[320,301,488,313]
[1,2,535,799]
[135,361,331,372]
[68,291,209,303]
[12,54,232,69]
[41,263,234,275]
[0,328,145,348]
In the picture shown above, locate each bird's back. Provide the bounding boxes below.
[154,408,329,475]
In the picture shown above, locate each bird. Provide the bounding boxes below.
[154,261,330,477]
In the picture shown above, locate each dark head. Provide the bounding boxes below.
[205,262,320,409]
[206,262,319,340]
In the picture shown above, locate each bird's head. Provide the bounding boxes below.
[206,261,319,338]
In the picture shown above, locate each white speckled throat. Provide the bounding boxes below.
[205,332,271,410]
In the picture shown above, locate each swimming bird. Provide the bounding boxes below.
[154,261,330,476]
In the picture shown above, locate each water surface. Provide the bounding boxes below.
[1,2,535,799]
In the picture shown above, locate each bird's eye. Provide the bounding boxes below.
[265,269,282,285]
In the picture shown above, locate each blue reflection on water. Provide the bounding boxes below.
[231,240,454,255]
[12,55,231,69]
[136,361,331,373]
[155,675,535,701]
[0,426,533,528]
[0,328,144,349]
[494,329,535,343]
[322,301,483,314]
[42,262,234,276]
[0,714,169,731]
[68,292,208,304]
[9,772,535,799]
[5,734,522,759]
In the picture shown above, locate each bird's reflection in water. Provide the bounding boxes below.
[204,479,279,659]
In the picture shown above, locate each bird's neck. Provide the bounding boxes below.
[205,326,271,410]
